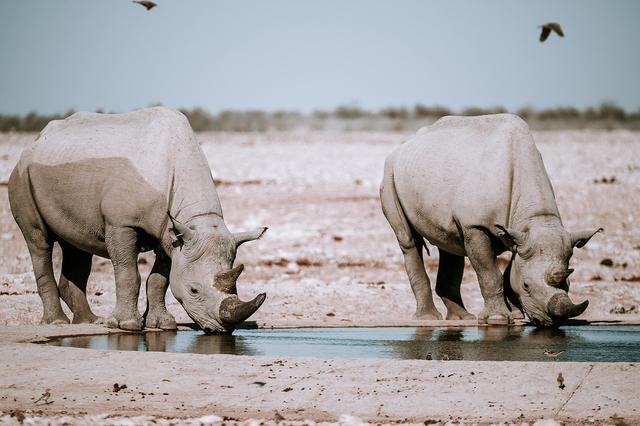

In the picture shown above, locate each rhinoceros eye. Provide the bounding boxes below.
[523,282,530,292]
[188,283,202,295]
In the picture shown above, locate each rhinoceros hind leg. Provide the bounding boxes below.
[463,229,512,325]
[28,242,71,325]
[380,162,441,320]
[58,241,102,324]
[143,251,177,330]
[436,250,476,320]
[105,226,143,331]
[403,232,442,320]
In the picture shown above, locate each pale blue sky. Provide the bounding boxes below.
[1,0,639,114]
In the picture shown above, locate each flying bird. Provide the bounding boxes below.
[539,22,564,42]
[133,1,157,11]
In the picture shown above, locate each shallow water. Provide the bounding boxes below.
[48,325,640,362]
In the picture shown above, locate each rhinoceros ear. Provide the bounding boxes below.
[168,212,195,248]
[571,228,603,248]
[234,227,268,247]
[495,224,526,253]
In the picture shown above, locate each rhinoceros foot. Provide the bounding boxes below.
[145,310,177,330]
[441,298,476,320]
[72,313,104,325]
[510,309,525,320]
[413,309,443,321]
[478,302,513,325]
[445,310,476,321]
[106,312,144,331]
[40,313,71,325]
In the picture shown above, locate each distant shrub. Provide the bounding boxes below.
[413,104,451,118]
[0,110,74,132]
[334,105,368,119]
[2,103,640,132]
[381,107,409,119]
[538,107,581,121]
[461,106,507,116]
[180,108,215,132]
[597,103,627,121]
[312,110,330,119]
[516,107,534,120]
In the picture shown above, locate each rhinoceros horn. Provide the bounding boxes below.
[547,293,589,319]
[213,264,244,294]
[545,268,574,286]
[219,293,267,325]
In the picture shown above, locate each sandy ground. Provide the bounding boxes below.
[0,130,639,425]
[0,130,639,325]
[0,325,638,426]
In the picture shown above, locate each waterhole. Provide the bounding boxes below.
[47,325,640,362]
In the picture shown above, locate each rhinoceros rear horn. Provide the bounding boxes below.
[213,264,245,294]
[547,293,589,320]
[219,293,266,325]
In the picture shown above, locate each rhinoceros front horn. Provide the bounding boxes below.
[219,293,267,325]
[547,293,589,320]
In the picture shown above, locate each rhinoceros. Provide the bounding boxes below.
[380,114,600,326]
[8,107,267,333]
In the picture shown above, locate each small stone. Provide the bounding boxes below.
[600,258,614,267]
[286,262,300,274]
[610,304,626,314]
[197,414,224,425]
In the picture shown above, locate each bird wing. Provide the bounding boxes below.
[551,23,564,37]
[132,1,156,10]
[540,26,551,42]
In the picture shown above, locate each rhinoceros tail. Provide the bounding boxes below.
[380,152,429,256]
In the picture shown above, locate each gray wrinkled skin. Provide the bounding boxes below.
[8,107,267,333]
[380,114,599,326]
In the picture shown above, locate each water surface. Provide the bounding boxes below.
[48,325,640,362]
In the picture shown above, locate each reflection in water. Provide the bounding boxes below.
[48,326,640,362]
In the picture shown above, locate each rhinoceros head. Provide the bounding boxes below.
[496,224,601,327]
[167,214,267,334]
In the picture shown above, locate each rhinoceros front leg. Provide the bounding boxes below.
[435,250,476,320]
[105,226,144,331]
[58,241,102,324]
[143,250,177,330]
[463,228,512,325]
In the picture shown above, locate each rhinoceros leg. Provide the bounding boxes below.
[436,250,476,320]
[390,227,442,320]
[380,161,441,320]
[28,244,71,325]
[105,226,144,331]
[58,241,102,324]
[143,250,177,330]
[463,228,512,325]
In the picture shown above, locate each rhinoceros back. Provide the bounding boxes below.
[9,107,215,255]
[389,114,558,253]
